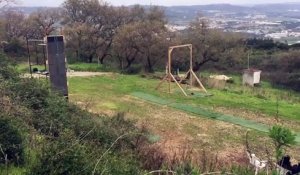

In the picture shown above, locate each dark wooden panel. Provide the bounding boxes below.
[46,35,68,97]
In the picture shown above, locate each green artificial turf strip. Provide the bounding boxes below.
[132,92,300,143]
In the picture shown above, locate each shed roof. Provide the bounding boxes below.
[243,68,262,73]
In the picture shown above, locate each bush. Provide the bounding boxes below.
[0,117,24,165]
[3,39,26,57]
[28,139,92,175]
[12,79,50,111]
[0,53,18,80]
[269,125,296,160]
[268,72,300,91]
[0,54,145,174]
[123,64,142,74]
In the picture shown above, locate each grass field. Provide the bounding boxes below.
[68,72,300,160]
[17,62,300,160]
[69,73,300,121]
[16,62,113,73]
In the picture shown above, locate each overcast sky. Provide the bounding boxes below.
[17,0,300,7]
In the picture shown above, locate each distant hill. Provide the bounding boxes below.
[253,3,300,12]
[6,7,59,15]
[7,3,300,24]
[164,3,300,24]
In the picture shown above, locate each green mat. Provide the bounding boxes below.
[132,92,300,143]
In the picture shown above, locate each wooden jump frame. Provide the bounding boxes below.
[156,44,207,96]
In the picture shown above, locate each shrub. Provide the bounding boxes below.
[123,64,143,74]
[0,117,24,165]
[0,55,144,174]
[12,79,50,111]
[28,139,92,175]
[269,125,296,160]
[0,53,18,80]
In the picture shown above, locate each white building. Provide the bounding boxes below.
[243,69,262,87]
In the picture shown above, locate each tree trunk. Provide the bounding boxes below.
[88,54,93,63]
[99,41,113,64]
[146,55,154,73]
[125,59,133,69]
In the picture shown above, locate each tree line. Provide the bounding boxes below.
[0,0,299,91]
[0,0,246,72]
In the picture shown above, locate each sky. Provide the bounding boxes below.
[17,0,300,7]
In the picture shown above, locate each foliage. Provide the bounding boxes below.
[181,16,247,72]
[63,0,125,63]
[269,125,296,160]
[0,53,18,79]
[262,50,300,91]
[2,38,26,56]
[0,117,24,165]
[113,6,169,72]
[0,54,145,174]
[27,8,62,37]
[246,38,289,50]
[28,138,92,175]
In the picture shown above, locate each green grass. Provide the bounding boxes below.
[16,62,114,73]
[131,91,300,142]
[16,63,46,73]
[68,62,114,72]
[69,73,300,121]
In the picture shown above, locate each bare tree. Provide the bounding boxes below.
[113,6,170,72]
[113,22,142,69]
[63,0,124,63]
[0,0,15,8]
[28,8,62,37]
[2,10,26,41]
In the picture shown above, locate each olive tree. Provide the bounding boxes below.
[184,17,246,72]
[113,6,170,72]
[63,0,126,63]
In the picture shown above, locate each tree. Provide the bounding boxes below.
[63,0,124,63]
[27,8,62,37]
[184,16,246,72]
[113,6,169,72]
[0,10,27,56]
[0,0,15,8]
[113,22,141,69]
[269,125,296,160]
[1,10,26,41]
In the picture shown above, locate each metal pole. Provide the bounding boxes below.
[190,45,193,87]
[35,42,39,65]
[26,37,32,77]
[168,48,172,93]
[248,52,250,69]
[42,45,46,71]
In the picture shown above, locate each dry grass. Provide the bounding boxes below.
[68,74,300,169]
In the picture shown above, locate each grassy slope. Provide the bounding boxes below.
[69,74,300,121]
[68,73,300,160]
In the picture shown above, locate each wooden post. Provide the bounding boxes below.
[156,44,207,96]
[46,35,68,98]
[168,48,172,93]
[189,45,193,87]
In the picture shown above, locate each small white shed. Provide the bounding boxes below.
[243,69,262,86]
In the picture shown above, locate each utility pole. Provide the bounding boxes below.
[248,47,252,69]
